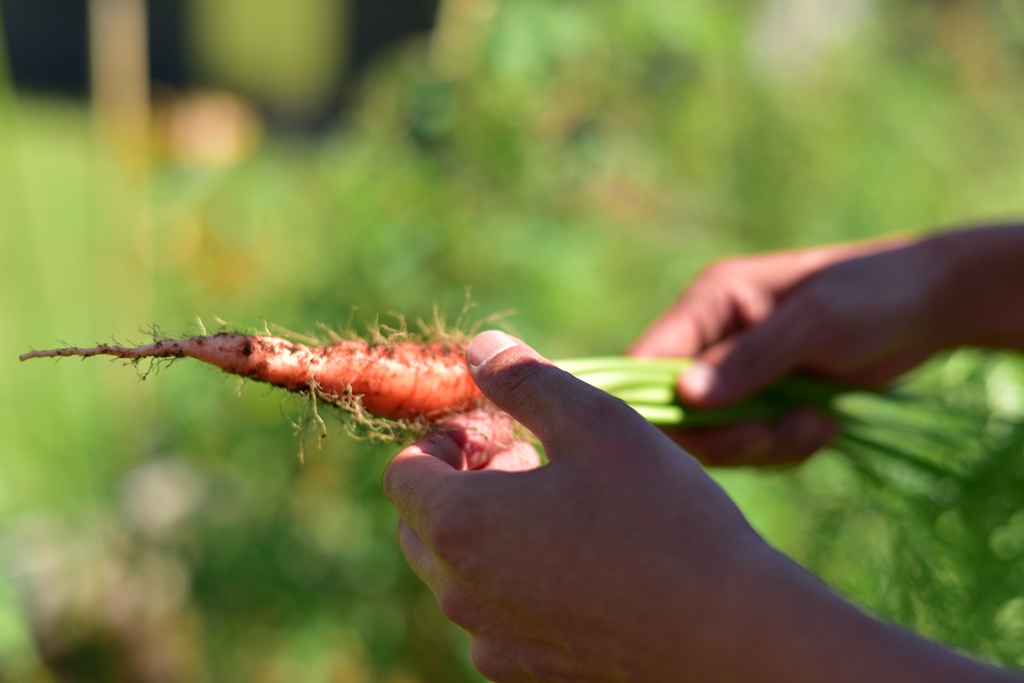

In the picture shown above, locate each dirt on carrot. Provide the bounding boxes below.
[20,328,492,443]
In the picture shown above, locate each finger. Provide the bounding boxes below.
[466,330,652,458]
[663,422,774,466]
[666,409,837,467]
[470,638,529,683]
[437,409,518,471]
[679,295,828,408]
[383,439,459,536]
[627,303,707,358]
[481,441,541,472]
[396,519,439,586]
[627,270,737,358]
[385,409,525,538]
[763,407,838,466]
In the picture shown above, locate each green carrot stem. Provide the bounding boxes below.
[555,356,859,428]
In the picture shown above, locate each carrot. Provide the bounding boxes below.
[19,333,484,422]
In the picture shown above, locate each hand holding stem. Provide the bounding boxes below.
[630,225,1024,466]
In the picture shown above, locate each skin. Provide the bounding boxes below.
[384,224,1024,681]
[384,329,1022,683]
[630,224,1024,465]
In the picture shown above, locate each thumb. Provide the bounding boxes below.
[466,330,646,457]
[679,297,825,408]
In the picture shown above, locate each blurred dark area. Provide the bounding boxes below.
[0,0,438,127]
[350,0,438,74]
[3,0,91,92]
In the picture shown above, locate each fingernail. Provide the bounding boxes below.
[467,330,518,368]
[680,362,721,401]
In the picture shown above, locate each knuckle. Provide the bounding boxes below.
[426,522,466,563]
[696,256,757,287]
[720,340,763,378]
[471,642,516,683]
[495,357,552,412]
[422,490,474,559]
[435,587,477,630]
[799,284,837,320]
[797,286,848,341]
[716,343,778,396]
[699,259,736,283]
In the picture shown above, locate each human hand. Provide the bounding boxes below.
[384,330,777,682]
[629,238,949,466]
[384,330,1013,683]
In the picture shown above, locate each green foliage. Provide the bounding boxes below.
[2,0,1024,680]
[804,352,1024,667]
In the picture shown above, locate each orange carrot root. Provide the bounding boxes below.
[20,333,485,422]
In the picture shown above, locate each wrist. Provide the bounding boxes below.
[726,545,1019,683]
[922,224,1024,350]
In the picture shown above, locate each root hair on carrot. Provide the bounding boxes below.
[21,299,517,457]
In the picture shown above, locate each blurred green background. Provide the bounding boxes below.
[2,0,1024,680]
